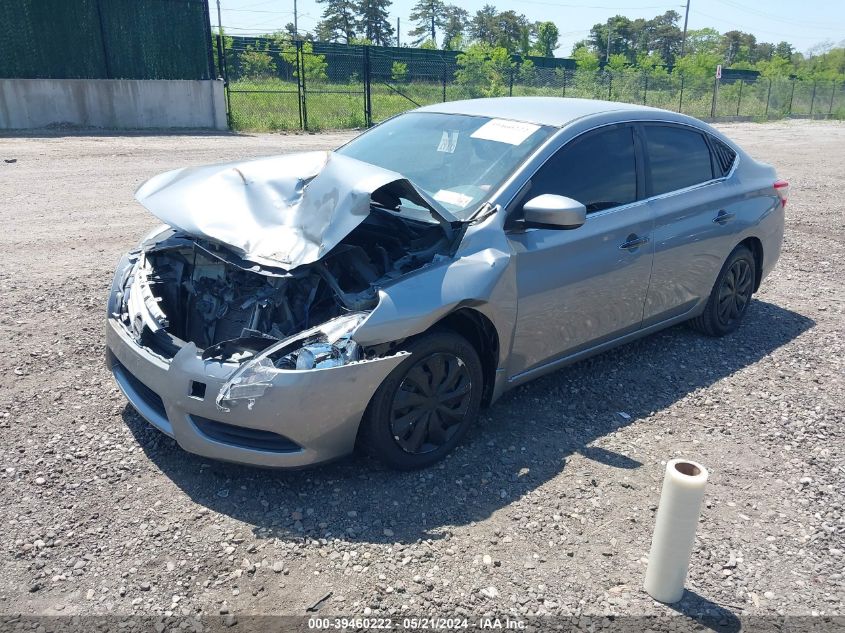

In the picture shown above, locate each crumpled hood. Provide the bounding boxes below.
[135,151,454,269]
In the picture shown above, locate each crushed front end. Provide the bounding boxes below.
[107,176,458,466]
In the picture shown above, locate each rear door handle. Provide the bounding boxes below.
[713,210,736,225]
[619,234,650,251]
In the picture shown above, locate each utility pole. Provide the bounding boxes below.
[293,0,298,38]
[397,17,400,47]
[605,17,611,63]
[215,0,227,81]
[431,13,435,46]
[680,0,690,57]
[215,0,230,128]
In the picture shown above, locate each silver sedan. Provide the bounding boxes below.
[106,97,787,470]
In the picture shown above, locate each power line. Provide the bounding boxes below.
[710,0,843,32]
[234,0,289,10]
[511,1,679,8]
[222,8,299,14]
[689,8,820,40]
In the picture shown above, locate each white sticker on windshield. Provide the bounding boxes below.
[470,119,540,145]
[437,130,459,153]
[434,189,473,208]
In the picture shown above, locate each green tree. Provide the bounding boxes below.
[756,55,793,78]
[587,10,681,65]
[357,0,394,46]
[409,0,446,46]
[636,51,667,78]
[722,30,756,65]
[607,52,629,72]
[391,61,408,81]
[588,15,634,62]
[469,5,499,47]
[455,43,514,97]
[493,10,530,53]
[442,5,469,51]
[644,10,682,64]
[774,41,794,61]
[673,50,721,77]
[518,58,536,83]
[518,24,534,57]
[755,42,775,62]
[572,45,600,72]
[796,46,845,80]
[316,0,358,43]
[274,35,328,82]
[531,21,559,57]
[240,45,276,79]
[683,28,722,57]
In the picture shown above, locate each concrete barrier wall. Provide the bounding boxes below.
[0,79,227,130]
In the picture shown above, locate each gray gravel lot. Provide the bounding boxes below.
[0,121,842,628]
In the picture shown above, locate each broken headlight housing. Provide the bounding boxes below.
[276,312,364,370]
[216,312,368,410]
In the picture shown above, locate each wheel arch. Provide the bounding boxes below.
[430,308,500,407]
[738,236,764,292]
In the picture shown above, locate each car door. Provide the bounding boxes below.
[506,123,654,377]
[640,123,743,325]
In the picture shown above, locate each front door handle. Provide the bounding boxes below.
[713,210,736,225]
[620,234,650,251]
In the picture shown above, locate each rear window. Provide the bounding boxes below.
[645,125,714,196]
[710,137,737,177]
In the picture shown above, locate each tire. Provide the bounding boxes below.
[358,331,484,470]
[690,244,756,337]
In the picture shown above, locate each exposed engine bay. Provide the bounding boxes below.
[117,208,456,368]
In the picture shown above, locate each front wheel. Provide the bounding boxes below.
[690,244,756,337]
[358,331,483,470]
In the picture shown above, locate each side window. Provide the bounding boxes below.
[645,125,714,196]
[529,125,637,213]
[709,136,737,177]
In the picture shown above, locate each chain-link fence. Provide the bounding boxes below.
[0,0,214,80]
[224,39,845,131]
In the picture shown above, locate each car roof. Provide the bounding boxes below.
[416,97,680,128]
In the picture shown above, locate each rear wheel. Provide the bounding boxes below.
[690,245,756,337]
[358,331,483,470]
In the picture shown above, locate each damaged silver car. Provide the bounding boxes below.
[106,97,786,469]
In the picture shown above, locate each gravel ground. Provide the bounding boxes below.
[0,120,842,629]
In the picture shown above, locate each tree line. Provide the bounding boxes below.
[218,3,845,83]
[306,1,844,79]
[312,0,560,57]
[572,11,844,80]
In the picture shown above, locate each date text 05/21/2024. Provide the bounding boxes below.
[307,617,526,630]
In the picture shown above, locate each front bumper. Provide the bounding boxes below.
[106,317,405,467]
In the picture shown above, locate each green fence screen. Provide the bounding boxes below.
[0,0,214,80]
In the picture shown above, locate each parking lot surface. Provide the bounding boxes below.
[0,121,842,625]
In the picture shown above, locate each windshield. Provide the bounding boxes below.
[336,112,554,220]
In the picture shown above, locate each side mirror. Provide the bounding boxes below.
[522,194,586,229]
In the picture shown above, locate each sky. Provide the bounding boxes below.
[208,0,845,57]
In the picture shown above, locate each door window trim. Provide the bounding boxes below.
[637,121,739,201]
[501,118,740,223]
[514,122,644,219]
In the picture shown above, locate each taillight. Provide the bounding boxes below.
[774,179,789,207]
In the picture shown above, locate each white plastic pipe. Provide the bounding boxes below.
[644,458,709,603]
